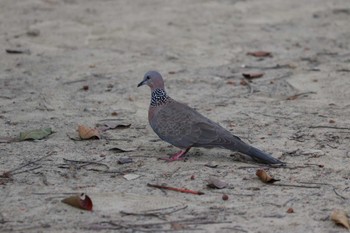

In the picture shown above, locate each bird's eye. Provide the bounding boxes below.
[146,76,150,80]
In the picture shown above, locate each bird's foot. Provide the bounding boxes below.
[159,148,191,162]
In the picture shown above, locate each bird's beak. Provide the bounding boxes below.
[137,80,146,87]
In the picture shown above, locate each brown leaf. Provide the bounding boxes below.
[222,194,229,201]
[206,177,228,189]
[78,125,100,140]
[242,72,264,80]
[287,207,294,213]
[247,51,272,57]
[331,209,350,230]
[62,193,93,211]
[256,169,280,183]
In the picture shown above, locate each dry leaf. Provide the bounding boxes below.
[242,72,264,80]
[19,128,53,141]
[78,125,100,140]
[96,122,131,131]
[247,51,272,57]
[287,207,294,213]
[331,209,350,230]
[222,194,229,201]
[62,193,93,211]
[206,177,228,189]
[256,169,280,183]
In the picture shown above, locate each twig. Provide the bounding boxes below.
[309,125,350,130]
[63,79,87,85]
[272,183,321,189]
[1,151,55,177]
[147,183,204,195]
[298,181,348,199]
[242,64,293,70]
[63,158,109,170]
[333,187,348,200]
[242,77,254,94]
[286,91,317,100]
[90,217,231,230]
[11,166,42,175]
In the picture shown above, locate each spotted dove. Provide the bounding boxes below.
[137,71,284,164]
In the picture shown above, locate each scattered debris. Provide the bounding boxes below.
[206,177,228,189]
[26,29,40,37]
[287,208,294,213]
[118,156,134,164]
[222,194,229,201]
[123,174,140,180]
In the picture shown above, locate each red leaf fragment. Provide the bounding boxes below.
[62,193,93,211]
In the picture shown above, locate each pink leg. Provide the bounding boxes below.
[160,147,191,162]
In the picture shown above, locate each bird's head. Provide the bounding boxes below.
[137,71,165,90]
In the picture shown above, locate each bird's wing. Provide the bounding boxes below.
[150,100,234,148]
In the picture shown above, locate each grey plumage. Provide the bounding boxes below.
[138,71,284,164]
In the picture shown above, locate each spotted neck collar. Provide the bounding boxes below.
[151,89,169,106]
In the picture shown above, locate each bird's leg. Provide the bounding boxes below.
[160,147,191,162]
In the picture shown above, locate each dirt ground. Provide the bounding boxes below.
[1,0,350,232]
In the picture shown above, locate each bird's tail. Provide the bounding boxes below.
[224,139,284,164]
[243,146,284,164]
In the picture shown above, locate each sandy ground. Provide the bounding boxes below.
[1,0,350,232]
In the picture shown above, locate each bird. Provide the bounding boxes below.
[137,71,284,164]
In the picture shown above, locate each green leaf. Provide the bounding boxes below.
[19,128,53,141]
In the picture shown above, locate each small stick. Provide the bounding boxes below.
[1,151,55,177]
[147,183,204,195]
[309,125,350,130]
[272,183,320,189]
